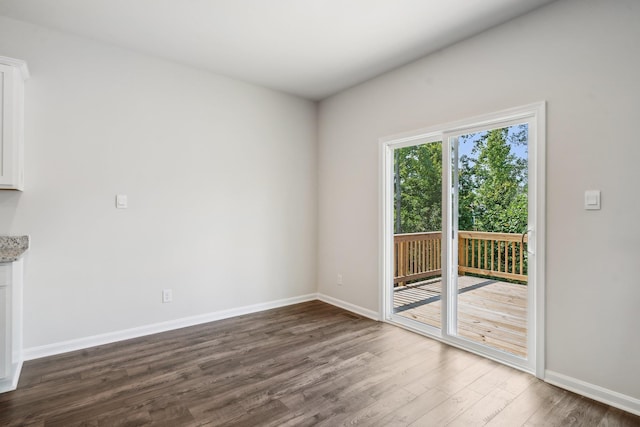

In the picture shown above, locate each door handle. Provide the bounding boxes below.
[521,228,534,255]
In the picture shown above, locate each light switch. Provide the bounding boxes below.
[116,194,128,209]
[584,190,600,210]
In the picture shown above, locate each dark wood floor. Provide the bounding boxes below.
[1,301,638,426]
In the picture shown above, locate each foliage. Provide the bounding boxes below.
[394,125,528,234]
[458,126,528,233]
[394,142,442,233]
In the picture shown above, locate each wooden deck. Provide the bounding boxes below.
[394,276,527,357]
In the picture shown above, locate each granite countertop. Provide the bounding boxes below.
[0,236,30,262]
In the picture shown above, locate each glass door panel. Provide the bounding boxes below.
[451,124,529,358]
[392,141,443,331]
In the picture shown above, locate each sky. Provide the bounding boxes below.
[457,123,528,164]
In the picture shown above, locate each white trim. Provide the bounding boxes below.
[442,135,454,338]
[317,293,380,321]
[0,360,22,393]
[0,56,29,80]
[23,294,317,360]
[378,141,395,322]
[533,102,546,379]
[545,370,640,416]
[379,102,545,144]
[389,316,533,375]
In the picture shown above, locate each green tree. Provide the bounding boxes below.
[458,126,528,233]
[394,125,528,235]
[394,142,442,233]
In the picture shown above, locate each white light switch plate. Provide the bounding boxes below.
[116,194,128,209]
[584,190,600,210]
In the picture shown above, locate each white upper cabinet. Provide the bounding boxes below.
[0,56,29,191]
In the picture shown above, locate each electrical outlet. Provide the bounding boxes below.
[337,274,343,286]
[162,289,173,303]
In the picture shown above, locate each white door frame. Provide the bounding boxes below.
[378,102,546,378]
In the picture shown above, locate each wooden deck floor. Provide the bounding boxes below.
[394,276,527,357]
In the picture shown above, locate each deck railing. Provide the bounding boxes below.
[394,232,442,285]
[394,230,528,286]
[458,231,528,283]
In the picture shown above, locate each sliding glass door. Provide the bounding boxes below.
[382,104,544,375]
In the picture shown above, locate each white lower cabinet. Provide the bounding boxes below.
[0,259,23,393]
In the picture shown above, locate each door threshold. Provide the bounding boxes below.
[386,315,535,376]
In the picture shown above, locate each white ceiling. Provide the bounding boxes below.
[0,0,556,100]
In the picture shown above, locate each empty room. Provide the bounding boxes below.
[0,0,639,425]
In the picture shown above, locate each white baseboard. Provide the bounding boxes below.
[316,293,380,321]
[0,360,23,393]
[545,370,640,416]
[23,293,317,361]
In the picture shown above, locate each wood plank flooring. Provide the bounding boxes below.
[0,300,637,426]
[394,276,528,357]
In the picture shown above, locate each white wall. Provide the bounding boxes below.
[0,17,317,348]
[1,0,638,411]
[318,0,640,403]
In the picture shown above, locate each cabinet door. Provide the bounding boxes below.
[0,64,17,187]
[0,285,7,379]
[0,263,8,379]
